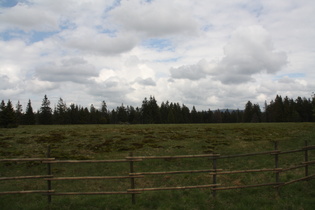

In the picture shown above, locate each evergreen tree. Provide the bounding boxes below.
[244,101,253,122]
[100,101,108,124]
[0,100,5,127]
[222,110,231,123]
[191,106,199,123]
[110,109,118,124]
[141,96,160,123]
[24,100,35,125]
[90,104,98,124]
[116,104,128,123]
[68,104,79,124]
[127,105,138,124]
[252,104,262,123]
[212,110,222,123]
[172,103,183,123]
[274,95,284,122]
[181,104,191,123]
[160,101,169,123]
[0,100,17,128]
[80,107,90,124]
[54,98,68,124]
[15,101,23,125]
[39,95,53,124]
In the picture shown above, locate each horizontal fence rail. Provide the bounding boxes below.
[0,175,54,181]
[0,158,55,162]
[45,175,144,181]
[42,159,142,163]
[48,191,140,195]
[0,141,314,205]
[127,184,221,192]
[130,169,222,176]
[125,154,219,160]
[0,190,55,195]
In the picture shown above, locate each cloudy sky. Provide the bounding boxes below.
[0,0,314,111]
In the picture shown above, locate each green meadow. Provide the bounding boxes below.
[0,123,315,209]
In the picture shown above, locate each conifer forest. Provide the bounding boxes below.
[0,94,314,128]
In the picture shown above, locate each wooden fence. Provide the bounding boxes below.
[0,141,314,205]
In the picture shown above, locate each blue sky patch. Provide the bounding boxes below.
[28,31,59,43]
[1,29,27,41]
[154,57,180,63]
[95,26,117,37]
[104,0,121,12]
[283,73,305,78]
[1,29,58,44]
[0,0,19,8]
[142,38,174,51]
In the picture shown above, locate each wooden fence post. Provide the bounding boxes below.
[212,155,217,198]
[47,145,52,203]
[129,152,136,204]
[305,140,309,177]
[274,141,280,195]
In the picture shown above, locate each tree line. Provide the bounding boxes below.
[0,94,314,128]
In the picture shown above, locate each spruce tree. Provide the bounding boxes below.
[0,100,6,127]
[55,98,67,124]
[1,100,17,128]
[39,95,52,124]
[244,101,253,122]
[15,101,23,125]
[100,101,108,124]
[24,99,35,125]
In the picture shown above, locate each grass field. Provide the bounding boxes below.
[0,123,315,209]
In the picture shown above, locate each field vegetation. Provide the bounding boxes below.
[0,123,315,209]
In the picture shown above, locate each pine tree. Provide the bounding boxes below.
[39,95,52,124]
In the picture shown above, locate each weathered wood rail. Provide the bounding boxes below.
[0,141,314,204]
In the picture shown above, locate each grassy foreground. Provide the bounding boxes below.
[0,123,314,209]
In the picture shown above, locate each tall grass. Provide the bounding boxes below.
[0,123,314,209]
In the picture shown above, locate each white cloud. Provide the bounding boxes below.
[0,0,314,111]
[35,57,98,83]
[170,25,287,84]
[60,26,138,55]
[88,76,134,106]
[135,77,156,86]
[170,59,209,80]
[0,2,59,32]
[25,78,58,94]
[110,0,198,37]
[214,25,287,84]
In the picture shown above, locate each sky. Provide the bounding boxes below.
[0,0,314,111]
